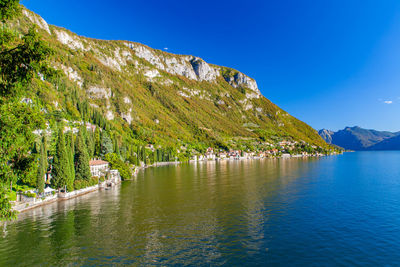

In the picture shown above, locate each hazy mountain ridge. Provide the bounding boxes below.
[13,7,329,149]
[319,126,400,150]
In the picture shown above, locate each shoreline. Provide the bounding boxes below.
[13,153,337,215]
[12,179,121,214]
[134,152,337,174]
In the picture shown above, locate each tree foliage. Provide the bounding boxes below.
[36,137,46,193]
[51,129,71,190]
[0,26,54,97]
[105,153,131,181]
[0,0,19,23]
[100,131,113,157]
[0,0,53,220]
[74,128,91,181]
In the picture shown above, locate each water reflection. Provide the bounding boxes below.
[0,157,333,266]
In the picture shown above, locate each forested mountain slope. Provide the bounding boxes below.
[12,7,329,151]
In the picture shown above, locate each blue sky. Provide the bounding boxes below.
[22,0,400,131]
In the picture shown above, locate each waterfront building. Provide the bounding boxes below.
[89,159,110,177]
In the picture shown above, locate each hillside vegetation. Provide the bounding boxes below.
[10,7,329,152]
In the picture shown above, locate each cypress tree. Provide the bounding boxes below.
[75,129,91,181]
[86,131,95,159]
[52,129,70,190]
[42,135,48,159]
[64,138,74,191]
[81,125,94,158]
[142,146,146,165]
[120,145,127,161]
[66,131,75,191]
[94,127,101,156]
[157,149,161,162]
[32,141,39,154]
[113,135,120,156]
[36,139,46,194]
[100,131,113,157]
[136,146,140,166]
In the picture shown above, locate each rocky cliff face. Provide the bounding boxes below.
[21,9,261,95]
[318,129,334,144]
[13,7,328,148]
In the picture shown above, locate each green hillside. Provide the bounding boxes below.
[11,7,329,152]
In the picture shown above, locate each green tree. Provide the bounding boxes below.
[64,132,74,191]
[113,134,120,156]
[36,138,47,194]
[66,131,75,180]
[105,153,131,181]
[74,129,91,181]
[136,146,141,166]
[52,129,71,190]
[141,146,146,165]
[0,0,20,23]
[100,131,113,157]
[94,127,101,156]
[86,130,94,159]
[0,0,53,221]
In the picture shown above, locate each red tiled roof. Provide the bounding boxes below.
[89,160,109,166]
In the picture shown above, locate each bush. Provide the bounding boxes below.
[73,177,99,190]
[24,192,36,198]
[105,153,131,180]
[6,191,17,201]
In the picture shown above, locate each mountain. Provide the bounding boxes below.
[368,135,400,150]
[319,126,400,150]
[318,129,334,145]
[11,7,329,151]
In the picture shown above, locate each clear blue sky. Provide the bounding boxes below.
[22,0,400,132]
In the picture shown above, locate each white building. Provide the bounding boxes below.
[89,160,110,177]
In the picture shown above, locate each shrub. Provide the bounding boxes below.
[105,153,131,180]
[73,177,99,190]
[24,192,36,198]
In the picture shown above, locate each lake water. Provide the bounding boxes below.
[1,152,400,266]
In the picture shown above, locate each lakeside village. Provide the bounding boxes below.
[9,117,338,213]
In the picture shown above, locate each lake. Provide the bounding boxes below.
[1,152,400,266]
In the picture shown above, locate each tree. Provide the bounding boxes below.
[136,146,141,166]
[141,146,146,165]
[105,153,131,181]
[0,0,53,221]
[52,129,71,190]
[74,129,91,181]
[94,127,101,156]
[0,26,54,97]
[36,138,47,194]
[86,130,94,159]
[100,131,113,157]
[113,134,120,156]
[64,132,74,191]
[0,0,20,23]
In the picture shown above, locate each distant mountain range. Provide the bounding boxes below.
[318,126,400,150]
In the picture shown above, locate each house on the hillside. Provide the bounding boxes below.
[89,159,110,177]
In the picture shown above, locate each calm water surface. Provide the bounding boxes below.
[1,152,400,266]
